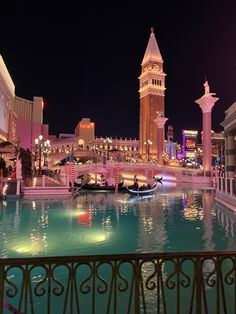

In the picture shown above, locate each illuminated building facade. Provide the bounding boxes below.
[0,55,16,143]
[211,131,225,166]
[167,125,174,143]
[182,130,198,158]
[89,137,139,160]
[221,101,236,178]
[0,55,48,148]
[216,102,236,211]
[164,142,179,161]
[139,28,167,160]
[13,96,48,149]
[75,118,95,148]
[49,136,139,165]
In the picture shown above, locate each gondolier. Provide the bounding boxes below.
[133,174,138,190]
[126,177,162,196]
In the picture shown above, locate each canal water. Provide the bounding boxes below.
[0,183,235,313]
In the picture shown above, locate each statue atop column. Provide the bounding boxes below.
[195,80,219,172]
[204,80,210,94]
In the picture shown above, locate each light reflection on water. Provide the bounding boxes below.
[0,184,235,258]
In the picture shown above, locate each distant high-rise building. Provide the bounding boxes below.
[0,54,48,149]
[75,118,95,147]
[167,125,174,143]
[182,130,198,158]
[139,28,166,159]
[13,96,48,149]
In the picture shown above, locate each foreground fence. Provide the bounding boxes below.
[1,251,236,313]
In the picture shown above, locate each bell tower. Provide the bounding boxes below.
[139,27,166,159]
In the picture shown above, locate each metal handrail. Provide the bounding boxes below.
[1,250,236,313]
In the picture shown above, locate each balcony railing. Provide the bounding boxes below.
[216,176,236,197]
[1,251,236,313]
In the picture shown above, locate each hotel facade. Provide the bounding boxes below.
[0,54,48,149]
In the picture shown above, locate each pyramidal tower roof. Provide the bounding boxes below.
[142,27,163,65]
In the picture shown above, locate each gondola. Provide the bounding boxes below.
[126,177,162,196]
[73,181,126,192]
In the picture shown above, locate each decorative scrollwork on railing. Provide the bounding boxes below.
[79,262,94,294]
[1,252,236,313]
[224,256,235,285]
[179,257,194,289]
[33,264,49,297]
[5,265,21,298]
[50,264,65,296]
[203,256,218,287]
[116,260,133,293]
[163,258,178,290]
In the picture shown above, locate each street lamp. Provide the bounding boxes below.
[123,147,128,162]
[35,135,50,175]
[194,150,197,169]
[35,135,43,175]
[144,139,152,161]
[43,140,51,166]
[91,145,97,163]
[104,137,112,160]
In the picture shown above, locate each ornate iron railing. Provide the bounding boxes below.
[1,251,236,314]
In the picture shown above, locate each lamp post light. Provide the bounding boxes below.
[35,135,51,175]
[104,137,112,161]
[35,135,43,175]
[144,139,152,161]
[194,150,197,169]
[123,146,128,162]
[91,145,97,163]
[43,140,51,166]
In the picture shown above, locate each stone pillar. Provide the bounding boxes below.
[226,133,235,178]
[16,156,22,180]
[202,108,213,172]
[154,113,168,164]
[224,134,228,171]
[195,81,219,172]
[16,156,22,196]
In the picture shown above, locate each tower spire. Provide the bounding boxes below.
[141,27,162,65]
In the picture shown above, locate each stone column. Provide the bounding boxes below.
[224,134,228,171]
[154,113,168,164]
[195,81,219,172]
[16,156,22,196]
[226,133,235,178]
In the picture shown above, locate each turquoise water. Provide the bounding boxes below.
[0,184,235,258]
[1,185,236,313]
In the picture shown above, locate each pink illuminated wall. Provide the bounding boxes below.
[13,96,47,149]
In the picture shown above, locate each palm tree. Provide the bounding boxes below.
[19,148,32,178]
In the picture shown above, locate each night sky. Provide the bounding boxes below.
[1,1,236,143]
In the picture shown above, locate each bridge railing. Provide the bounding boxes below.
[1,251,236,314]
[217,176,236,197]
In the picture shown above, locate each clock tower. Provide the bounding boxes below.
[139,28,166,159]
